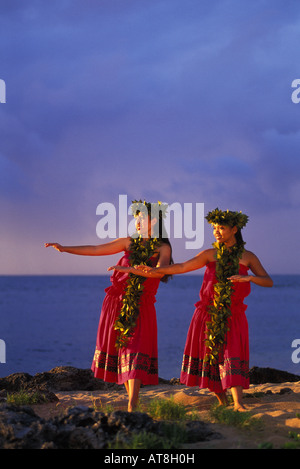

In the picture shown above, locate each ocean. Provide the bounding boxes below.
[0,274,299,380]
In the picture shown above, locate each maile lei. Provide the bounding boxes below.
[204,240,246,364]
[204,208,249,365]
[114,235,161,349]
[114,199,167,350]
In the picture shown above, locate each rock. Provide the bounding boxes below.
[0,366,185,401]
[249,367,300,384]
[31,366,119,392]
[0,372,33,392]
[0,390,7,403]
[184,420,222,442]
[278,387,293,395]
[0,404,57,449]
[2,365,298,395]
[0,404,220,449]
[107,410,155,434]
[169,378,182,385]
[0,366,120,404]
[0,372,59,404]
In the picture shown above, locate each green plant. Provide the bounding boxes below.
[7,390,45,405]
[258,441,273,449]
[280,429,300,449]
[147,397,188,421]
[159,421,187,446]
[109,423,187,450]
[209,403,262,430]
[288,430,300,439]
[109,431,164,449]
[92,399,114,413]
[282,441,300,449]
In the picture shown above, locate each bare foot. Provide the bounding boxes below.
[127,401,139,412]
[234,404,247,412]
[215,392,228,407]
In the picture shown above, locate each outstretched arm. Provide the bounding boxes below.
[109,249,212,277]
[148,249,211,276]
[45,237,130,256]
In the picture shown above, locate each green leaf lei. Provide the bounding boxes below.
[114,199,168,349]
[204,240,246,365]
[205,207,248,230]
[114,235,161,349]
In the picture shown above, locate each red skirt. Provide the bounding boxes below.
[180,299,250,393]
[91,285,159,386]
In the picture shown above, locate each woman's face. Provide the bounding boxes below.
[213,224,237,244]
[135,213,151,237]
[135,212,158,238]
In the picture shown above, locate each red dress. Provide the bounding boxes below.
[181,261,251,393]
[91,251,160,385]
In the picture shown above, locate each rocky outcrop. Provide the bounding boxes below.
[0,366,117,395]
[0,365,299,449]
[249,366,300,384]
[0,365,298,398]
[0,404,221,449]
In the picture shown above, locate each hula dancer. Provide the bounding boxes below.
[45,200,173,412]
[115,208,273,411]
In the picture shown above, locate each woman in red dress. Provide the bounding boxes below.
[127,208,273,411]
[45,200,172,412]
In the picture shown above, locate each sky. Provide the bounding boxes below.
[0,0,300,275]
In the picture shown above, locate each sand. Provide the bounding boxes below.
[30,381,300,449]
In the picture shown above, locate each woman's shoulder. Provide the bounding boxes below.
[122,237,132,252]
[204,248,216,261]
[156,241,172,261]
[241,249,258,266]
[159,241,172,252]
[194,248,216,264]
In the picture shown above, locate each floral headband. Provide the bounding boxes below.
[131,199,168,220]
[205,207,248,230]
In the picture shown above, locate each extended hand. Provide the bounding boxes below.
[134,265,153,273]
[228,275,251,282]
[107,265,132,273]
[44,243,64,252]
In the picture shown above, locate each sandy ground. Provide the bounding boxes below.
[31,381,300,449]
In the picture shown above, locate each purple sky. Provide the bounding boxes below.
[0,0,300,275]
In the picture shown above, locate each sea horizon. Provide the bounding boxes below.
[1,274,299,379]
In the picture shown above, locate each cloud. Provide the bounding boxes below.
[0,0,300,273]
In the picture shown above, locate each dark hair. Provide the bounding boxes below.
[144,205,174,283]
[234,228,246,250]
[153,210,174,283]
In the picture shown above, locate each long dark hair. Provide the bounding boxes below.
[150,206,174,283]
[235,228,245,248]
